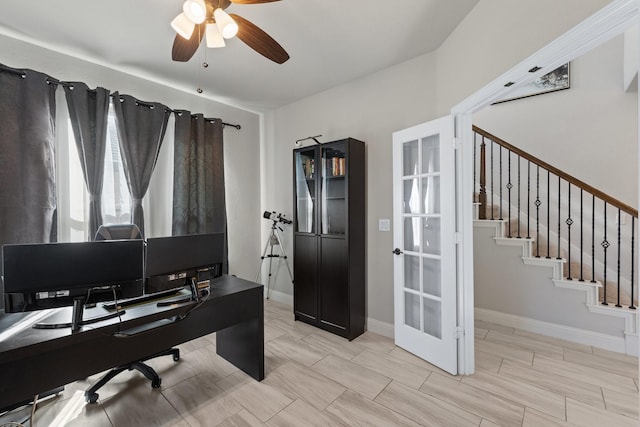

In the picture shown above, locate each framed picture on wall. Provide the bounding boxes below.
[493,63,570,104]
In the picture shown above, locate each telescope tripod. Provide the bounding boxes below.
[256,220,293,299]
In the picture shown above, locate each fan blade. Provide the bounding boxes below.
[172,24,205,62]
[229,14,289,64]
[229,0,280,4]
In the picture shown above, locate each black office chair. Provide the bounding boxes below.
[85,224,180,404]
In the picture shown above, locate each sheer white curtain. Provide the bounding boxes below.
[55,87,89,242]
[102,101,131,226]
[143,113,174,238]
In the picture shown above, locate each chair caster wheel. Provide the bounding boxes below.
[85,392,99,404]
[173,350,180,362]
[152,378,162,388]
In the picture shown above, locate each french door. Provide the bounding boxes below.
[392,115,458,375]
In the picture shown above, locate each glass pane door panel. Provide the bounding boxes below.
[422,176,440,214]
[404,255,420,291]
[295,150,316,233]
[422,217,441,255]
[404,292,420,330]
[422,257,441,297]
[404,217,420,252]
[423,297,442,339]
[421,135,440,173]
[403,140,419,176]
[321,144,346,235]
[403,179,420,214]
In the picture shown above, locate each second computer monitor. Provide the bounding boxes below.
[145,233,224,295]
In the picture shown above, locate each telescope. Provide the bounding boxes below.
[262,211,292,225]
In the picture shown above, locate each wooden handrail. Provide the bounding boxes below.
[473,125,638,218]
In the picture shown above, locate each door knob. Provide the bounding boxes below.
[392,248,403,255]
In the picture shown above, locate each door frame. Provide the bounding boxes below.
[452,0,639,374]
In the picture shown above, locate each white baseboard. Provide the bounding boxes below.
[475,307,631,355]
[367,318,394,339]
[266,289,293,306]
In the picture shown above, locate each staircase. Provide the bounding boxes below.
[472,126,639,356]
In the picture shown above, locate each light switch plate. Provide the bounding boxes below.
[379,219,391,232]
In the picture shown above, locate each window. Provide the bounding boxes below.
[58,101,131,241]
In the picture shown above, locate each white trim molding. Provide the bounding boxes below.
[367,318,394,339]
[266,289,293,306]
[476,307,638,356]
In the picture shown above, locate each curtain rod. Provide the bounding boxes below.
[0,64,27,78]
[39,76,241,130]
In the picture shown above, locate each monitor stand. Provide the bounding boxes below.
[34,297,126,332]
[156,278,201,307]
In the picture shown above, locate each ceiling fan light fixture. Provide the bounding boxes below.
[171,13,196,40]
[183,0,207,24]
[206,23,225,48]
[214,8,239,39]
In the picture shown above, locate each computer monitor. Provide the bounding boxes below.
[145,233,224,296]
[2,240,144,330]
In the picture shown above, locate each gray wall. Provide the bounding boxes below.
[262,0,615,328]
[475,35,638,208]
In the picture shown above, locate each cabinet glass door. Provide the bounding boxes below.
[321,144,347,235]
[295,149,317,234]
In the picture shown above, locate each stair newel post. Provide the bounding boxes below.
[602,201,609,306]
[556,176,562,260]
[507,150,512,237]
[579,189,584,282]
[490,139,495,220]
[517,155,521,238]
[616,208,622,308]
[591,195,596,283]
[479,136,487,219]
[473,132,477,203]
[630,216,636,310]
[566,181,572,279]
[535,165,541,257]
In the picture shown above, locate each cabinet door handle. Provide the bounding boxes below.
[392,248,403,255]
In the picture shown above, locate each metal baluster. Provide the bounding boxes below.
[527,161,531,238]
[566,182,572,279]
[535,165,541,257]
[479,137,487,219]
[517,155,521,238]
[490,140,495,220]
[499,147,503,220]
[591,195,596,283]
[616,209,622,307]
[579,189,584,282]
[546,170,550,259]
[631,217,636,310]
[507,151,512,237]
[602,202,609,306]
[557,176,562,260]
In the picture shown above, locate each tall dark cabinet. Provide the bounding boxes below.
[293,138,365,340]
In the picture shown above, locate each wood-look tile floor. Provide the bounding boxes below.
[2,301,638,426]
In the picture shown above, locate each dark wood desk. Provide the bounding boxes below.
[0,275,264,411]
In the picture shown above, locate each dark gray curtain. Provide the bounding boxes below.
[63,83,110,239]
[172,112,228,273]
[112,92,170,237]
[0,66,57,310]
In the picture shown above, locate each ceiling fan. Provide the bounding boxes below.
[171,0,289,64]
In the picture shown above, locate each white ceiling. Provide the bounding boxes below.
[0,0,479,113]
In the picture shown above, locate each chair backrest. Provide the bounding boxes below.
[94,224,142,241]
